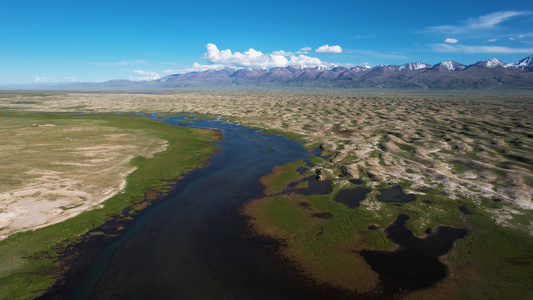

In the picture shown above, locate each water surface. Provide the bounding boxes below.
[361,214,467,293]
[67,116,347,300]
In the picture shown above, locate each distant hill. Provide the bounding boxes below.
[48,54,533,90]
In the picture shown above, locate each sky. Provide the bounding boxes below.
[1,0,532,85]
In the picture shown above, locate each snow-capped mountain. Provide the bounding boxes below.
[483,58,506,68]
[431,60,466,71]
[61,54,533,90]
[506,55,533,69]
[398,62,432,71]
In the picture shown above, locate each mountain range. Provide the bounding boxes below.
[70,55,533,90]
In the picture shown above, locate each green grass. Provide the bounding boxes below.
[259,128,305,142]
[260,160,306,195]
[246,159,533,297]
[0,113,220,299]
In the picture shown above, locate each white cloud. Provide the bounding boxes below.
[164,62,227,74]
[202,43,289,68]
[427,11,532,34]
[486,38,498,43]
[300,47,312,51]
[315,45,343,53]
[468,11,529,29]
[271,50,294,56]
[33,76,54,82]
[444,38,458,44]
[287,54,323,68]
[430,43,533,53]
[130,70,161,81]
[200,43,333,69]
[65,76,77,82]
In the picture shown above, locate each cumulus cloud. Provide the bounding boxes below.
[430,43,533,53]
[200,43,333,69]
[65,76,78,82]
[271,50,294,56]
[202,43,288,68]
[444,38,458,44]
[315,45,343,53]
[486,38,498,43]
[288,54,323,67]
[130,70,161,81]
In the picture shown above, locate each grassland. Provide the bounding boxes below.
[0,111,219,299]
[1,90,532,299]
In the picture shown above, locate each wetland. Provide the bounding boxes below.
[0,90,532,299]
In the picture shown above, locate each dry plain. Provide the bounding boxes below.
[1,90,532,298]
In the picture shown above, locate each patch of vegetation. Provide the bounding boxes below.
[260,160,306,195]
[0,113,220,299]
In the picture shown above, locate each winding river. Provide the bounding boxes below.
[56,115,466,299]
[65,116,339,299]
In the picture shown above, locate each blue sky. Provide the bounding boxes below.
[1,0,532,84]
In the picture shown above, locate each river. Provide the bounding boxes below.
[65,115,342,299]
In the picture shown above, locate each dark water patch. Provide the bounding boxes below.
[367,225,379,230]
[492,198,502,203]
[296,167,307,174]
[349,179,362,185]
[377,186,416,203]
[423,200,433,204]
[312,212,334,219]
[360,214,468,294]
[334,188,372,208]
[287,176,332,196]
[458,205,472,215]
[298,202,311,208]
[425,227,433,234]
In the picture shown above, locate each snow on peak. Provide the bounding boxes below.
[442,60,455,70]
[439,60,465,71]
[507,55,533,68]
[485,58,505,68]
[399,62,432,71]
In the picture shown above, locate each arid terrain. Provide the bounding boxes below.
[2,91,531,223]
[1,90,532,298]
[0,115,167,240]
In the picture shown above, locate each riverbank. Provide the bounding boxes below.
[0,113,220,299]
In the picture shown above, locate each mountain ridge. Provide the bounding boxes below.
[24,55,533,90]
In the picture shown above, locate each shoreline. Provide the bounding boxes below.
[37,126,224,299]
[0,113,222,299]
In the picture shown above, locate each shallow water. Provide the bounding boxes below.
[361,214,467,293]
[376,186,416,203]
[334,188,372,208]
[66,116,348,300]
[287,176,332,196]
